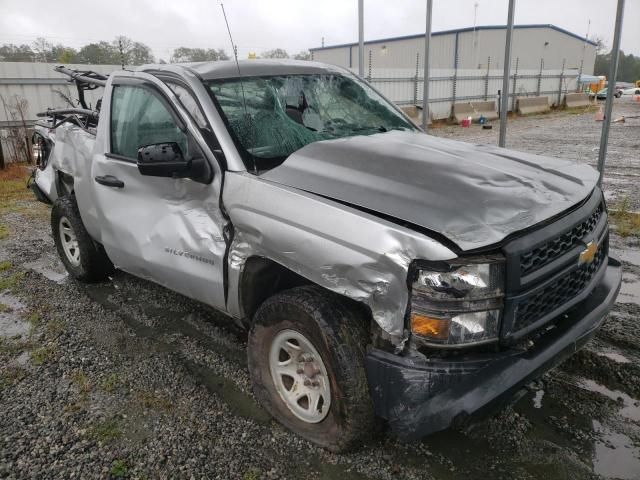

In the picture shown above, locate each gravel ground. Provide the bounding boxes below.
[0,97,639,479]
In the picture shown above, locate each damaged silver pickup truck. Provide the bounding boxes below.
[31,60,622,452]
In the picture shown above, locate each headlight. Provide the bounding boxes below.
[409,256,505,347]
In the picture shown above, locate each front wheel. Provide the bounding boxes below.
[52,195,113,282]
[248,286,375,452]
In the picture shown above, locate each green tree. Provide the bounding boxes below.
[76,41,119,64]
[0,44,35,62]
[170,47,229,63]
[54,46,78,64]
[595,49,640,83]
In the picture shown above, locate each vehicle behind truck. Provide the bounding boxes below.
[31,60,622,451]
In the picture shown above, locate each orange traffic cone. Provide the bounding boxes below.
[595,106,605,121]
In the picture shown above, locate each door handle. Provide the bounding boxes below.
[94,175,125,188]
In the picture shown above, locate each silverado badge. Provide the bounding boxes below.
[579,240,598,265]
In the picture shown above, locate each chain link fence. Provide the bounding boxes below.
[344,54,582,121]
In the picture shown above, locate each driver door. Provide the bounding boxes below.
[89,71,228,311]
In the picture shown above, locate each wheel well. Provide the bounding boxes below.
[240,257,311,320]
[239,257,375,331]
[56,171,74,197]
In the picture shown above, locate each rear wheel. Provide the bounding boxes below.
[248,286,375,452]
[52,195,113,282]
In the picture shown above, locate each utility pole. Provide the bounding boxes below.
[358,0,364,77]
[498,0,515,148]
[597,0,625,186]
[421,0,433,132]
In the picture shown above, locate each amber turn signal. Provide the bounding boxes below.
[411,313,450,340]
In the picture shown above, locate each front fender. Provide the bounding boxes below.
[223,172,456,345]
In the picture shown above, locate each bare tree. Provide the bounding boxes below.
[0,94,32,164]
[53,87,76,108]
[293,50,311,61]
[261,49,289,59]
[591,36,607,55]
[32,37,53,63]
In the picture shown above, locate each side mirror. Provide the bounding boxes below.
[137,142,191,178]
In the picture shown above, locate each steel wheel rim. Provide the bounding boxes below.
[59,217,81,267]
[269,329,331,423]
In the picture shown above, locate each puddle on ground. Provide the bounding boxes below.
[141,304,247,367]
[596,348,632,364]
[577,379,640,423]
[310,460,375,480]
[80,282,269,425]
[23,255,68,283]
[618,272,640,306]
[0,291,29,338]
[616,248,640,267]
[182,360,271,424]
[592,419,640,480]
[533,389,545,409]
[604,190,617,203]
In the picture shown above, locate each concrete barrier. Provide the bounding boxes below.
[563,93,591,108]
[516,96,550,115]
[452,101,498,123]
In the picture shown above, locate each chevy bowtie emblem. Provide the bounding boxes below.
[579,240,598,265]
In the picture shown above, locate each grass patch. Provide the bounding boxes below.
[46,318,65,336]
[31,343,57,365]
[27,312,41,329]
[0,223,8,240]
[110,459,129,478]
[135,390,173,411]
[0,271,24,291]
[100,373,120,393]
[0,366,28,390]
[0,261,12,271]
[0,338,32,356]
[0,302,12,313]
[88,419,121,442]
[0,179,31,208]
[0,164,47,220]
[0,164,31,204]
[243,468,262,480]
[71,370,92,396]
[610,196,640,238]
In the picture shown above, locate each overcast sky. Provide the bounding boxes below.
[0,0,638,61]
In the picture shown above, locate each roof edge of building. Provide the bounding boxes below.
[309,24,597,51]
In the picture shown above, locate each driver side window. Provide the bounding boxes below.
[110,85,188,159]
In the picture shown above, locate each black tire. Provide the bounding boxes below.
[248,286,375,452]
[51,195,113,282]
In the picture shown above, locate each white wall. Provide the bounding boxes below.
[312,26,596,74]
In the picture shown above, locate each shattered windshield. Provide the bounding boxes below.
[205,73,416,170]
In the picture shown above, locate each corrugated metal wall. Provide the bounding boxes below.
[312,26,597,73]
[0,62,118,125]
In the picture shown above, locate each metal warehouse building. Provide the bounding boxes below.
[311,24,596,74]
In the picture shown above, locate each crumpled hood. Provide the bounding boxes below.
[262,131,599,251]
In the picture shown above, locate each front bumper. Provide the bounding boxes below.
[365,256,622,440]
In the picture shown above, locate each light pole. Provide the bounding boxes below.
[421,0,433,131]
[358,0,364,77]
[597,0,625,186]
[498,0,515,148]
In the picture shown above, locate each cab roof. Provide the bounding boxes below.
[143,59,346,81]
